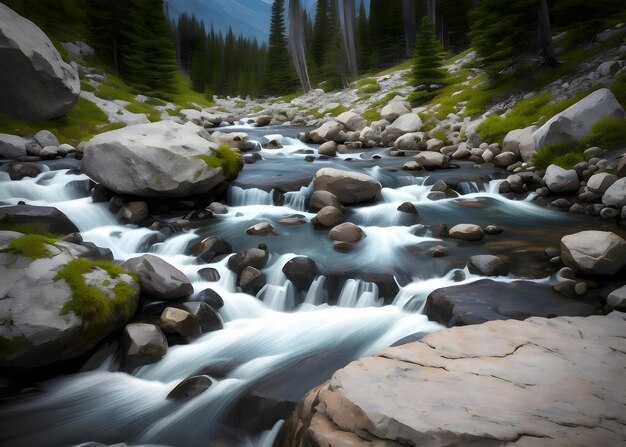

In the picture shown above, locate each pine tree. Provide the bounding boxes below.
[319,0,347,91]
[356,0,372,73]
[262,0,298,95]
[310,0,329,70]
[411,17,447,89]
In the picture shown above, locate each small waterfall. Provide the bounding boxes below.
[81,226,157,259]
[258,282,296,312]
[457,181,480,195]
[228,186,273,206]
[283,185,310,211]
[154,232,198,257]
[304,276,327,306]
[337,279,380,308]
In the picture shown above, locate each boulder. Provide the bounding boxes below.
[82,121,235,198]
[282,256,319,290]
[335,111,367,132]
[587,172,617,194]
[0,205,78,234]
[309,121,344,144]
[210,131,248,149]
[318,141,337,157]
[382,114,422,144]
[607,286,626,311]
[254,115,272,127]
[380,101,411,122]
[412,151,449,169]
[116,201,148,225]
[448,224,484,241]
[426,279,596,327]
[238,266,266,295]
[0,134,28,158]
[467,255,509,277]
[534,88,626,148]
[560,230,626,275]
[329,223,365,244]
[313,168,381,205]
[284,314,626,447]
[195,288,224,309]
[0,4,80,121]
[122,323,168,369]
[394,132,424,150]
[245,222,275,236]
[493,151,518,168]
[182,302,223,333]
[191,237,232,263]
[312,206,344,227]
[159,307,201,340]
[227,247,269,274]
[425,138,445,152]
[8,162,41,180]
[309,190,343,212]
[123,254,193,300]
[0,234,140,369]
[502,125,537,161]
[34,130,60,148]
[602,177,626,208]
[544,164,580,193]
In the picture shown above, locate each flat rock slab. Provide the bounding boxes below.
[425,279,596,327]
[285,313,626,447]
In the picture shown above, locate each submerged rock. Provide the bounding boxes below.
[167,375,213,401]
[284,314,626,447]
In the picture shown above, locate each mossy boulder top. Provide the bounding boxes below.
[81,121,232,197]
[0,231,140,369]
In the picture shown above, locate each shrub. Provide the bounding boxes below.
[194,144,242,181]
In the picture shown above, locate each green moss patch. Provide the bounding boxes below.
[4,234,60,259]
[361,109,381,123]
[125,102,161,122]
[0,219,62,238]
[55,259,138,327]
[194,144,242,181]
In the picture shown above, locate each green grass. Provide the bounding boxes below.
[324,104,350,117]
[370,90,403,108]
[56,258,139,327]
[170,73,215,109]
[4,234,60,259]
[125,102,161,122]
[430,129,450,144]
[95,76,136,103]
[533,117,626,168]
[80,80,97,93]
[611,70,626,108]
[194,144,242,181]
[281,90,303,103]
[166,108,181,117]
[362,108,381,123]
[355,78,381,96]
[0,220,61,237]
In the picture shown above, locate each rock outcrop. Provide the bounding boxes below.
[0,231,139,369]
[81,121,236,197]
[284,313,626,447]
[0,3,80,121]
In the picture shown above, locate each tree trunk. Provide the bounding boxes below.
[537,0,558,66]
[402,0,416,58]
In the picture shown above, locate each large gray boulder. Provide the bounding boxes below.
[309,121,344,143]
[534,88,626,148]
[0,231,139,369]
[561,230,626,275]
[381,113,422,145]
[313,168,382,205]
[544,164,580,193]
[502,125,537,161]
[0,3,80,121]
[602,177,626,208]
[0,133,28,158]
[284,314,626,447]
[335,111,367,132]
[123,254,193,300]
[122,323,168,369]
[380,101,411,122]
[0,205,78,234]
[82,121,234,198]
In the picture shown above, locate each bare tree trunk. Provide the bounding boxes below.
[339,0,358,78]
[288,0,311,92]
[402,0,417,58]
[427,0,436,24]
[537,0,558,66]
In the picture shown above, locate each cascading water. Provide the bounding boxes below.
[0,126,597,447]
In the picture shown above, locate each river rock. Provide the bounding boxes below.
[467,255,509,277]
[160,307,201,341]
[0,134,28,158]
[318,141,337,157]
[394,132,424,151]
[245,222,274,236]
[313,168,381,205]
[195,288,224,309]
[167,375,213,401]
[412,151,449,169]
[560,230,626,275]
[0,205,78,234]
[116,201,148,225]
[210,131,248,149]
[254,115,272,127]
[329,223,365,244]
[602,177,626,208]
[182,302,223,333]
[544,164,580,193]
[426,279,596,327]
[502,125,537,160]
[534,88,626,148]
[335,111,367,132]
[494,151,518,168]
[448,224,484,241]
[191,237,232,263]
[586,172,617,194]
[8,162,42,180]
[607,286,626,311]
[238,266,266,295]
[312,206,344,227]
[381,114,422,145]
[34,130,60,148]
[82,121,235,198]
[0,4,80,121]
[0,234,140,369]
[227,247,269,274]
[380,101,411,122]
[284,314,626,447]
[282,256,318,290]
[122,323,168,369]
[123,254,193,300]
[309,121,344,143]
[309,190,343,212]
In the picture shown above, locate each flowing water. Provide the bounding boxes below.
[0,124,620,447]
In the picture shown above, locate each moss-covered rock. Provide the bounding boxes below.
[0,232,139,369]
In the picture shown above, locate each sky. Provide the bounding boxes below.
[165,0,370,43]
